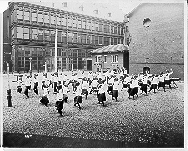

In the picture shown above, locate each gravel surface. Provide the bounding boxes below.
[3,72,184,147]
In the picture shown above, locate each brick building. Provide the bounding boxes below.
[126,3,184,80]
[92,44,129,72]
[3,1,126,73]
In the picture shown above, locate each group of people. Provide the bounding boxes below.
[15,67,175,116]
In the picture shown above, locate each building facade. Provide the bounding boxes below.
[3,2,126,72]
[126,3,184,80]
[92,44,129,73]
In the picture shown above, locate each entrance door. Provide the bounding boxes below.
[87,60,92,70]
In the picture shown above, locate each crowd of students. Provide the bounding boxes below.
[15,67,175,116]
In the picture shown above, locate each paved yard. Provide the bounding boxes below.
[3,72,184,148]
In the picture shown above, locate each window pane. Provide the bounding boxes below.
[99,36,103,45]
[86,21,90,30]
[17,9,23,20]
[38,29,43,40]
[44,12,49,24]
[114,38,117,45]
[87,35,90,44]
[62,15,66,26]
[50,30,55,41]
[44,29,50,41]
[68,32,73,43]
[95,23,99,31]
[82,34,86,44]
[17,26,23,39]
[68,17,72,27]
[38,12,43,23]
[31,11,37,22]
[57,31,61,42]
[78,20,82,29]
[91,35,95,44]
[99,23,103,32]
[114,26,117,34]
[78,33,81,43]
[72,18,77,28]
[82,20,86,29]
[73,33,77,43]
[50,14,56,25]
[24,11,29,21]
[23,27,29,39]
[95,35,98,45]
[62,31,67,43]
[32,28,38,40]
[91,21,95,31]
[111,37,113,45]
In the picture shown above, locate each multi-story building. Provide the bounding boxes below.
[3,1,126,73]
[126,3,184,80]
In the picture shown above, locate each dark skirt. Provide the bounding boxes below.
[40,96,49,105]
[158,82,165,88]
[165,80,171,85]
[82,89,88,95]
[55,100,63,110]
[141,84,147,93]
[151,84,157,89]
[17,86,22,93]
[129,87,138,96]
[54,82,58,93]
[112,90,118,98]
[74,96,82,103]
[24,86,30,96]
[98,92,106,102]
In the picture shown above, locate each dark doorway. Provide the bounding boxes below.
[123,51,129,74]
[87,60,92,71]
[143,67,150,74]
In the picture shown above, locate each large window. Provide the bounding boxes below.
[112,55,118,63]
[104,37,110,46]
[68,32,73,43]
[62,31,67,43]
[82,34,86,44]
[95,35,98,45]
[57,48,61,56]
[50,30,55,42]
[72,17,77,28]
[51,14,56,25]
[62,15,67,26]
[114,26,117,34]
[78,19,82,29]
[95,23,99,31]
[82,19,86,29]
[44,12,49,24]
[38,11,43,23]
[91,35,95,44]
[23,10,30,21]
[23,27,29,39]
[57,14,61,26]
[104,24,109,33]
[99,36,103,45]
[78,33,81,43]
[118,26,121,35]
[68,16,72,27]
[99,23,103,32]
[17,9,23,20]
[44,29,50,41]
[31,10,37,22]
[86,21,90,30]
[91,21,95,31]
[111,37,113,45]
[17,47,24,56]
[87,35,90,44]
[17,26,23,39]
[114,37,117,45]
[57,31,61,42]
[32,28,38,40]
[73,33,77,43]
[24,47,31,56]
[111,25,114,34]
[38,29,43,41]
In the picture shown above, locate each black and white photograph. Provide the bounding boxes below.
[1,0,186,149]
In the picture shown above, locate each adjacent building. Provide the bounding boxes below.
[126,3,184,80]
[3,1,126,72]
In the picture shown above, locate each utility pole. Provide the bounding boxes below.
[55,28,58,73]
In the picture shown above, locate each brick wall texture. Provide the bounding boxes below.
[128,3,184,80]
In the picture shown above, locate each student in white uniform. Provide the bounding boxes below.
[81,77,89,99]
[24,75,31,98]
[33,74,39,95]
[74,84,82,110]
[149,75,158,93]
[40,84,49,107]
[158,72,166,92]
[164,69,173,89]
[112,77,120,101]
[17,75,23,93]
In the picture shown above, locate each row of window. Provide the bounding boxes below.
[11,8,124,35]
[13,27,123,45]
[95,55,118,63]
[17,46,92,58]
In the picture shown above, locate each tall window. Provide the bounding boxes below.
[95,23,99,31]
[38,28,43,41]
[111,37,113,45]
[73,33,77,43]
[91,35,95,44]
[112,55,118,63]
[17,26,23,39]
[111,25,114,33]
[114,38,117,45]
[104,55,107,63]
[86,21,90,30]
[104,24,109,33]
[23,10,30,21]
[78,33,81,43]
[62,15,67,26]
[78,19,82,29]
[44,12,49,24]
[68,16,72,27]
[44,29,50,41]
[95,35,98,45]
[17,9,23,20]
[62,31,67,43]
[87,35,90,44]
[114,26,117,34]
[57,14,61,25]
[38,11,43,23]
[99,23,103,32]
[23,27,29,39]
[104,37,110,45]
[72,17,77,28]
[50,30,55,42]
[31,10,37,22]
[50,13,56,25]
[82,34,86,44]
[57,48,61,56]
[68,32,73,43]
[32,28,38,40]
[99,36,103,45]
[82,19,86,29]
[118,26,121,35]
[91,21,95,31]
[57,31,61,42]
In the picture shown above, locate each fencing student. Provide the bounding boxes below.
[164,69,173,89]
[107,76,114,95]
[81,77,89,99]
[140,74,149,95]
[158,72,166,92]
[148,75,159,93]
[24,75,31,98]
[33,74,39,95]
[112,77,120,101]
[74,83,82,110]
[17,75,23,93]
[97,82,107,106]
[53,72,58,94]
[40,84,49,107]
